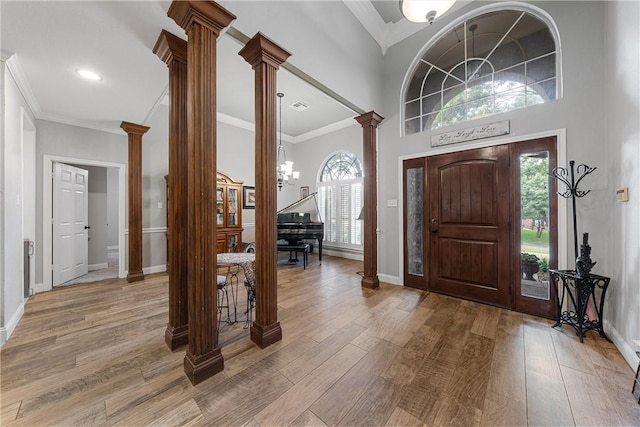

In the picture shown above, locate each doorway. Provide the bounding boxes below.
[403,136,558,318]
[42,155,126,292]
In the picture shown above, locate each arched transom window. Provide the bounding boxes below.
[317,152,363,247]
[404,8,559,135]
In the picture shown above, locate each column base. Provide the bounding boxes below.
[361,275,379,289]
[164,324,188,350]
[127,270,145,283]
[250,321,282,349]
[184,347,224,385]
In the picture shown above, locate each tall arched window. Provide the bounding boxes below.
[317,151,363,247]
[403,6,560,135]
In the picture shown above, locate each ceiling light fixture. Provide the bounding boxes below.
[76,68,102,81]
[400,0,456,24]
[276,92,299,191]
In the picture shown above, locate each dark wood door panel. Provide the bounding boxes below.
[437,238,497,288]
[428,145,511,308]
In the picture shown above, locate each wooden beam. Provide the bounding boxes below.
[239,32,290,348]
[153,30,189,350]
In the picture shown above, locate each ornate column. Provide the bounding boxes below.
[239,33,290,348]
[120,121,150,283]
[168,0,235,385]
[355,112,384,289]
[153,30,189,350]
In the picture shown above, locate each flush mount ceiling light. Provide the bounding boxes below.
[75,68,102,81]
[400,0,456,24]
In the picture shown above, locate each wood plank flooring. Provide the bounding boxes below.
[2,254,639,426]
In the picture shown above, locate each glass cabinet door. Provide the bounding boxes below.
[216,187,224,226]
[228,188,238,226]
[227,234,239,253]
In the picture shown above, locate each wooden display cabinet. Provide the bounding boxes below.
[215,172,243,253]
[165,172,244,272]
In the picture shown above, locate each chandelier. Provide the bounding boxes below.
[276,92,299,191]
[400,0,456,24]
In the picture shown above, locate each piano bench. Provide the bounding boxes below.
[277,243,309,270]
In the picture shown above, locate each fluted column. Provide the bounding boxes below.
[168,0,235,385]
[355,112,384,289]
[239,33,290,348]
[120,121,150,283]
[153,30,189,350]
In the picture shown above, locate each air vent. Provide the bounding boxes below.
[289,102,309,112]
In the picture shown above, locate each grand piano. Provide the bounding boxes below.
[277,192,324,262]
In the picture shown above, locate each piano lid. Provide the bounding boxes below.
[277,192,323,223]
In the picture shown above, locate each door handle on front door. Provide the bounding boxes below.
[430,218,438,233]
[84,225,91,230]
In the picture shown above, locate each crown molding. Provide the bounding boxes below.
[344,0,469,54]
[4,53,42,116]
[143,84,168,124]
[38,113,125,135]
[342,1,388,49]
[1,49,14,62]
[290,117,357,144]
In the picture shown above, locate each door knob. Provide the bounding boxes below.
[430,218,438,233]
[84,225,91,230]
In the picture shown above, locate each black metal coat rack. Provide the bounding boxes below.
[549,160,596,260]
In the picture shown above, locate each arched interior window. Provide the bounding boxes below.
[404,9,558,135]
[317,152,363,247]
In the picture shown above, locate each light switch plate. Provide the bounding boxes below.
[616,187,629,202]
[387,199,398,207]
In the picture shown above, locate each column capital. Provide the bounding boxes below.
[120,121,150,136]
[168,1,235,36]
[153,30,187,65]
[239,32,291,69]
[355,111,384,128]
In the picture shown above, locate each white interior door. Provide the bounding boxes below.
[53,163,89,286]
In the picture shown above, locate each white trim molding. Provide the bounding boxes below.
[0,299,26,347]
[88,263,108,272]
[604,320,640,370]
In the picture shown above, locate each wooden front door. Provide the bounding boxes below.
[427,145,511,308]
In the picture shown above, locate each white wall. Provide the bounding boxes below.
[21,109,36,292]
[71,165,108,268]
[107,167,119,248]
[1,57,36,345]
[604,0,640,367]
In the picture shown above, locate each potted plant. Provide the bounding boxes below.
[521,252,540,280]
[537,257,549,283]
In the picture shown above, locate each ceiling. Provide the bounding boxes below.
[0,1,457,141]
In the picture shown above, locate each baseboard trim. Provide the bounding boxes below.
[33,282,47,294]
[143,265,167,275]
[0,299,26,347]
[322,248,363,261]
[89,263,108,272]
[378,274,402,286]
[604,320,639,370]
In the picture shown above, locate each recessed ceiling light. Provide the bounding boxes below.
[76,68,102,81]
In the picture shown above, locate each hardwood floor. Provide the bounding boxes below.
[1,255,638,426]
